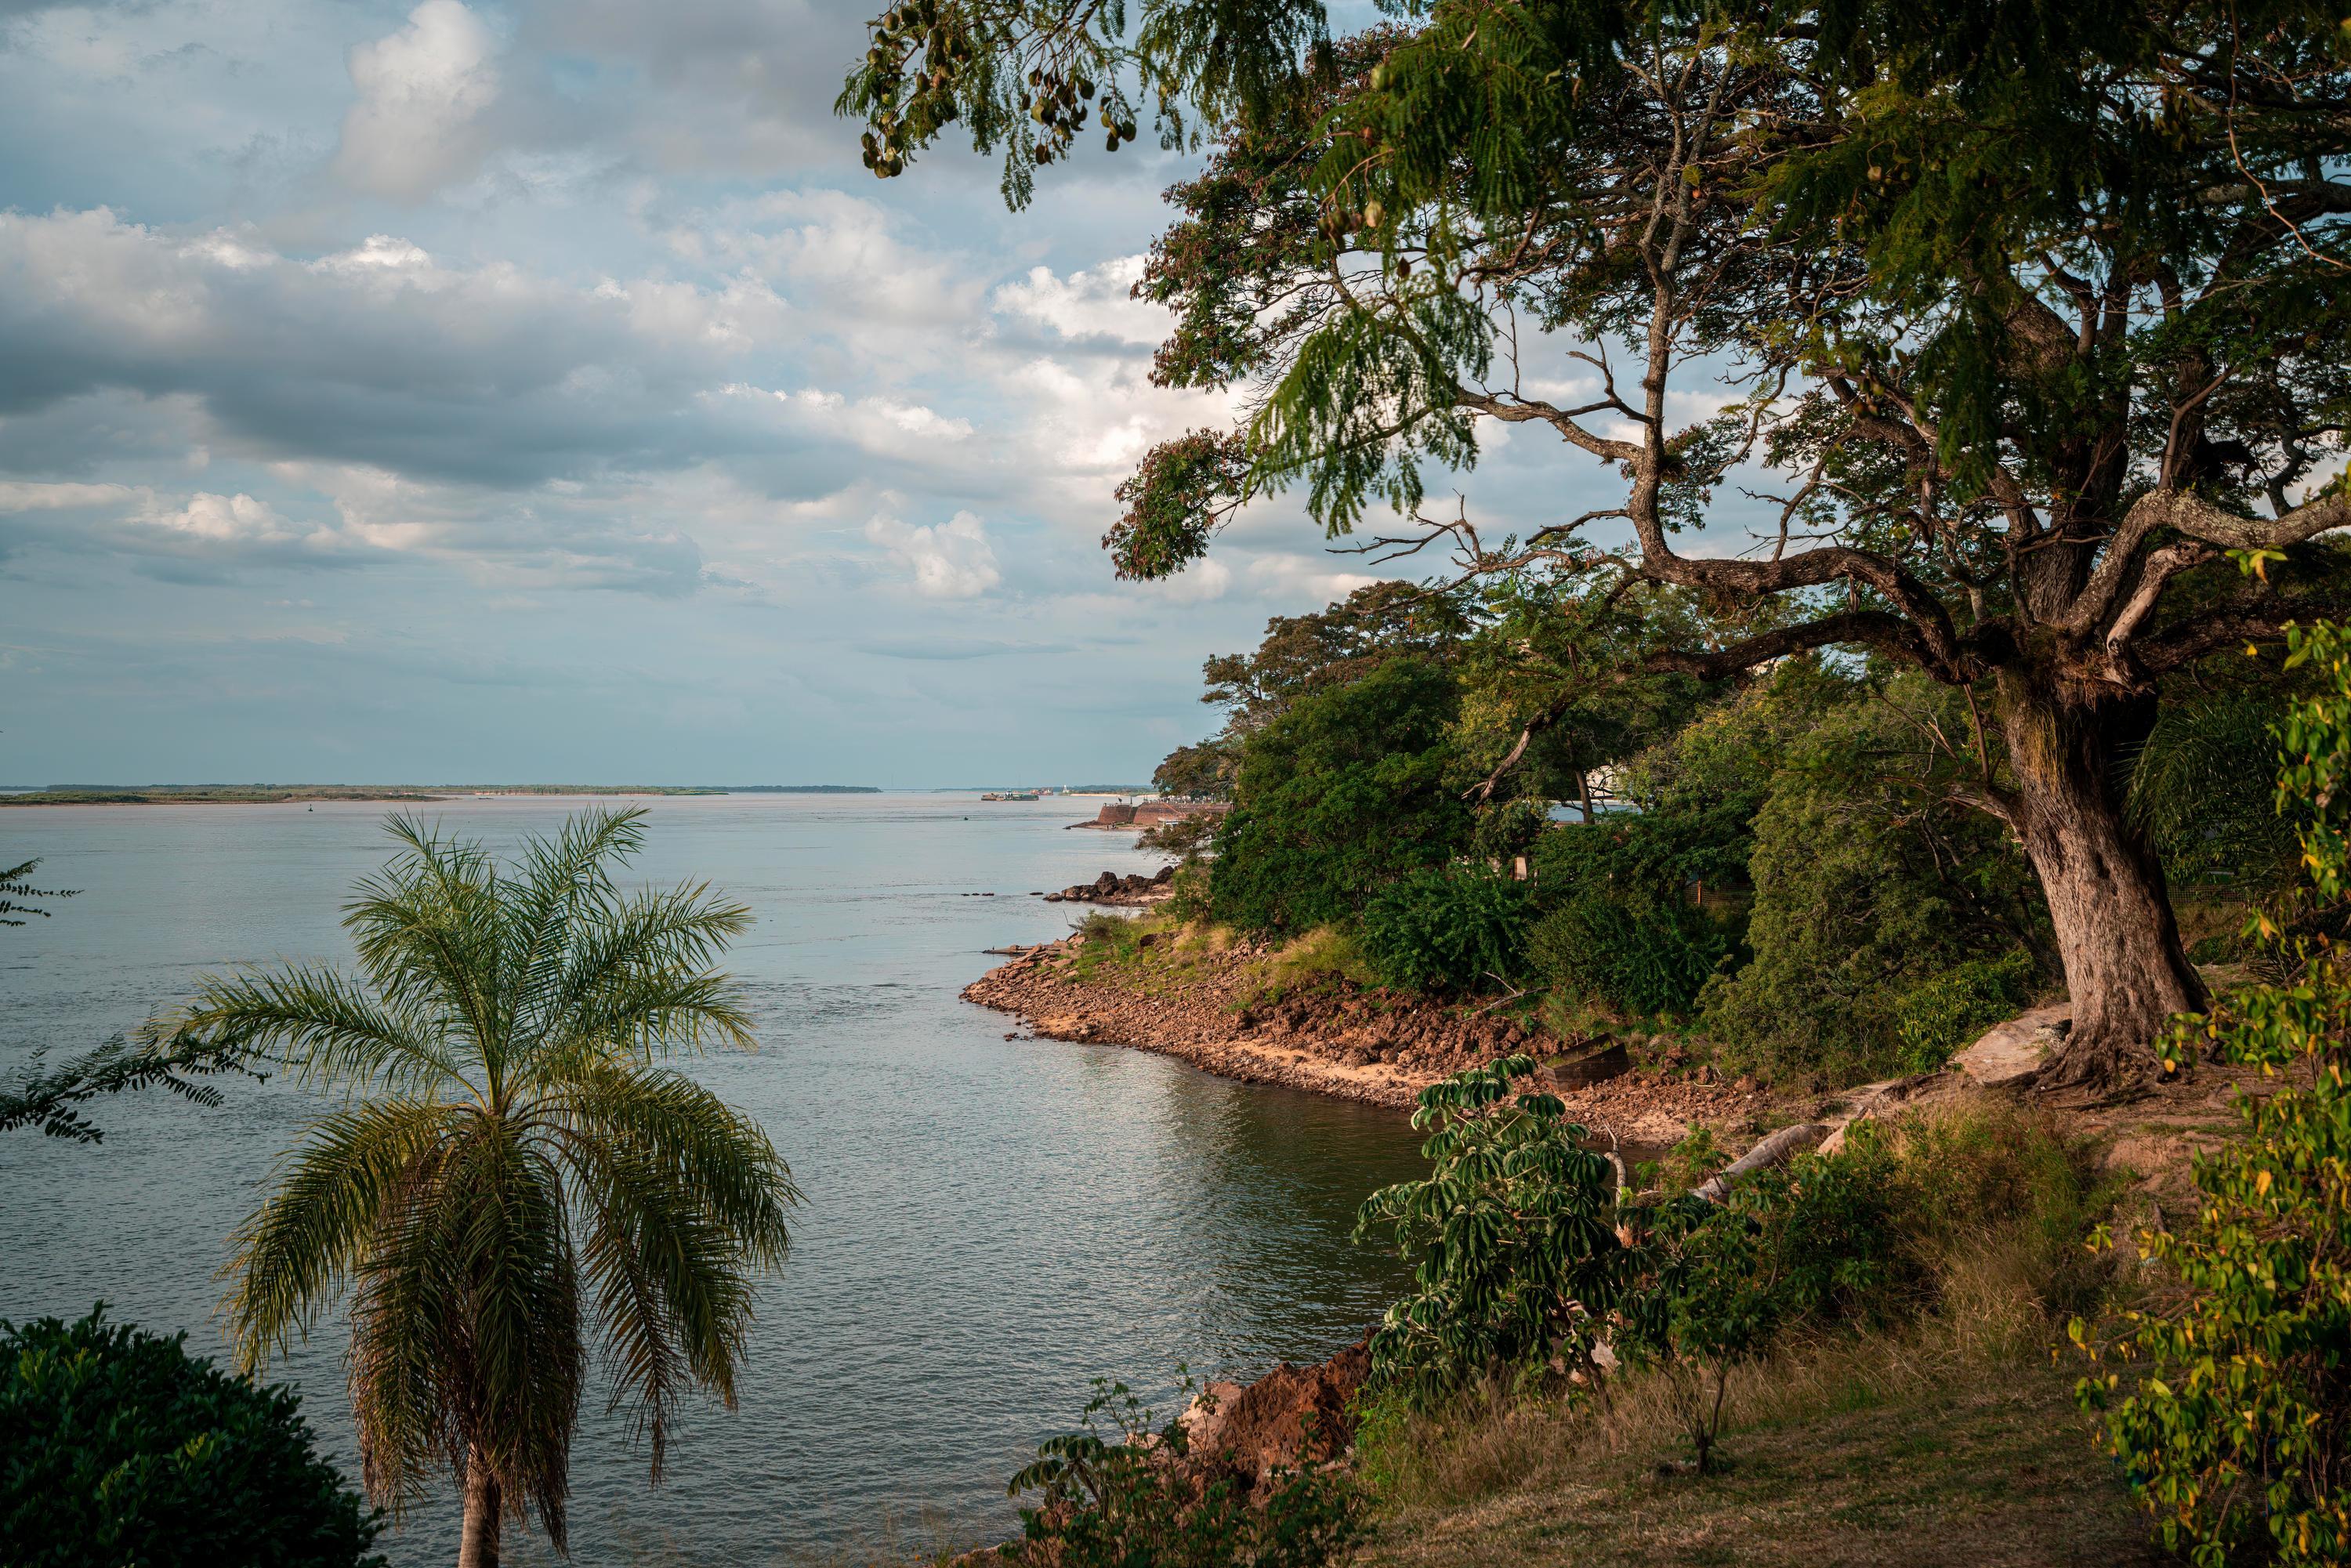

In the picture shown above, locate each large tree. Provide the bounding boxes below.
[849,1,2351,1088]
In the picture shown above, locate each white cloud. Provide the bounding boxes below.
[864,509,1002,599]
[314,235,437,274]
[0,480,143,512]
[141,491,299,543]
[1243,551,1382,603]
[334,0,501,201]
[1142,554,1232,604]
[993,257,1165,346]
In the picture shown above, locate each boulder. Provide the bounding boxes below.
[1953,1003,2072,1089]
[1181,1338,1370,1496]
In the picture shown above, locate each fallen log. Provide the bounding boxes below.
[1693,1121,1831,1204]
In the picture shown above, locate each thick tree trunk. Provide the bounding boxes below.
[458,1451,501,1568]
[1999,676,2206,1091]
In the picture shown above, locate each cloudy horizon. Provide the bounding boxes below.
[0,0,1592,788]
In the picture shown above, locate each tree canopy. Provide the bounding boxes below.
[853,0,2351,1086]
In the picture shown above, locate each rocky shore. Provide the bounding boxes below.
[962,929,1772,1150]
[1038,867,1175,905]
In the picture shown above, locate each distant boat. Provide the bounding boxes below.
[980,791,1039,802]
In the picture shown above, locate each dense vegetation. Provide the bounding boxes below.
[2074,620,2351,1566]
[1152,587,2103,1085]
[0,1309,384,1567]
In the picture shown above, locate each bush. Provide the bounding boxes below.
[1354,1058,1625,1405]
[1889,952,2039,1074]
[1357,867,1532,995]
[1529,888,1728,1017]
[998,1378,1362,1568]
[1699,683,2046,1085]
[2074,620,2351,1568]
[1211,659,1471,934]
[0,1307,383,1568]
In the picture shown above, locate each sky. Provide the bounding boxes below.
[0,0,1615,787]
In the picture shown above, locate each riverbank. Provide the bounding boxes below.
[962,921,1777,1148]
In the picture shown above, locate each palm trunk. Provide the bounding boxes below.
[458,1450,501,1568]
[1998,676,2205,1089]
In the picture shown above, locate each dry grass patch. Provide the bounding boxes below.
[1357,1327,2164,1568]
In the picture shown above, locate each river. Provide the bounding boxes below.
[0,794,1428,1564]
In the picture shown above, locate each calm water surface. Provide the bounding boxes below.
[0,795,1426,1564]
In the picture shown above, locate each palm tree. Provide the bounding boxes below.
[156,809,799,1568]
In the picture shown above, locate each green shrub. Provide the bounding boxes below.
[1528,801,1758,906]
[0,1307,383,1568]
[999,1377,1362,1568]
[1211,659,1470,934]
[1528,887,1727,1017]
[1357,866,1532,995]
[1161,861,1215,925]
[1699,683,2046,1085]
[2074,620,2351,1568]
[1353,1058,1625,1405]
[1889,951,2039,1074]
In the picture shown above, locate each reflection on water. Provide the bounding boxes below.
[0,795,1429,1564]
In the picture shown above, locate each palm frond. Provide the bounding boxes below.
[445,1121,581,1552]
[346,816,509,1066]
[546,1066,798,1472]
[226,1099,460,1372]
[2126,697,2299,890]
[513,881,756,1082]
[149,965,464,1097]
[505,810,647,1066]
[350,1133,471,1511]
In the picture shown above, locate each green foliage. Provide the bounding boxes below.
[1613,659,1859,823]
[160,809,801,1555]
[1154,737,1237,801]
[1615,1121,2009,1472]
[1529,806,1755,910]
[1108,430,1255,581]
[1889,952,2038,1074]
[2128,694,2302,893]
[1700,686,2045,1085]
[0,856,74,927]
[1357,866,1531,995]
[0,1033,265,1145]
[2075,620,2351,1567]
[0,1307,383,1568]
[1212,657,1469,933]
[1354,1057,1624,1406]
[1512,666,1857,1019]
[1137,810,1219,861]
[999,1377,1363,1568]
[1528,889,1726,1019]
[1161,862,1215,925]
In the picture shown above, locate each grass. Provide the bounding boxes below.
[1057,915,1399,1016]
[1233,925,1382,1009]
[1356,1338,2163,1568]
[1353,1098,2166,1568]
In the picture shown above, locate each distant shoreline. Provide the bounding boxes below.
[0,784,882,806]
